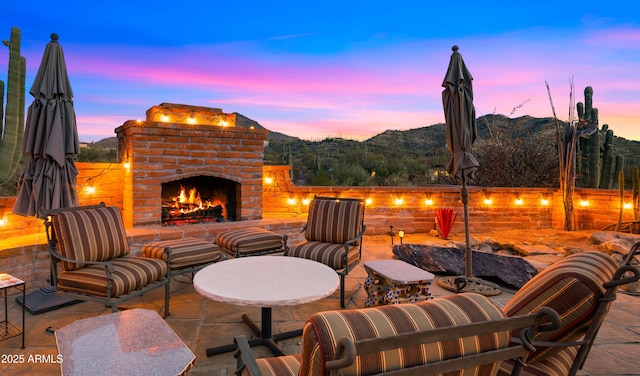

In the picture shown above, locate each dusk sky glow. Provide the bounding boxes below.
[3,1,639,142]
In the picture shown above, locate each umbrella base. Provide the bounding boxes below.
[16,286,83,315]
[438,276,502,296]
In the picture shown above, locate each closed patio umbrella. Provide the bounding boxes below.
[439,46,499,295]
[13,33,79,218]
[13,33,81,314]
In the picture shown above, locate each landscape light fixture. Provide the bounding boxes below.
[390,225,395,245]
[84,178,96,195]
[398,230,404,244]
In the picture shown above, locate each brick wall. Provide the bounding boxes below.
[262,165,632,234]
[0,163,635,290]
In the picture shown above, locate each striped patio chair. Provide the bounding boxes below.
[45,203,170,316]
[285,196,366,308]
[497,247,640,376]
[234,292,556,376]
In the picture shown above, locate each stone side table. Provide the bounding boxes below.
[364,259,434,307]
[55,308,195,376]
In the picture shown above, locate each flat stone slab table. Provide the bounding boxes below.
[55,308,195,376]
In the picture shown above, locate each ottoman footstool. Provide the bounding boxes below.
[215,227,287,258]
[142,237,225,277]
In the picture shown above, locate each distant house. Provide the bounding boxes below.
[79,142,89,149]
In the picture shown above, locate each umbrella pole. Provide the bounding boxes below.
[461,172,472,278]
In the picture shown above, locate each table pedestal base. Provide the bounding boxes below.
[206,307,302,357]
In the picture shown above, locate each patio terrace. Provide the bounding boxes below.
[1,232,639,376]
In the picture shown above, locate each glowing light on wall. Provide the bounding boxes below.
[394,197,404,206]
[123,161,131,170]
[302,198,311,205]
[580,199,589,207]
[0,215,8,227]
[287,197,297,205]
[365,197,373,206]
[540,198,550,206]
[84,179,96,195]
[264,176,274,185]
[160,114,170,122]
[514,198,524,206]
[623,202,633,210]
[424,198,434,206]
[483,197,493,205]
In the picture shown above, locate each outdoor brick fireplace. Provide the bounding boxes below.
[115,103,266,227]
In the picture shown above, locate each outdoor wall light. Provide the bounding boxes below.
[160,113,170,123]
[219,120,229,127]
[540,197,550,206]
[123,161,131,171]
[263,176,274,185]
[623,202,633,210]
[390,225,395,245]
[365,197,373,206]
[514,198,524,206]
[580,199,590,207]
[394,197,404,206]
[483,197,493,205]
[85,179,96,195]
[0,214,7,227]
[424,197,434,206]
[287,197,297,205]
[187,111,197,124]
[302,198,311,206]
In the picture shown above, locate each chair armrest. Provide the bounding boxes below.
[47,246,115,272]
[234,336,262,376]
[344,225,366,247]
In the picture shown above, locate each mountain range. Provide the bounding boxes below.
[91,113,640,167]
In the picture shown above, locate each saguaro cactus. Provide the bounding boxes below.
[0,26,26,185]
[633,166,639,221]
[599,127,614,189]
[577,86,617,189]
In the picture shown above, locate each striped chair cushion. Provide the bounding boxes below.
[304,198,364,244]
[498,347,578,376]
[57,256,168,298]
[142,238,223,269]
[286,241,358,270]
[216,228,285,257]
[299,293,509,376]
[53,206,130,271]
[502,251,617,363]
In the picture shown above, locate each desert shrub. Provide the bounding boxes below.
[474,133,559,187]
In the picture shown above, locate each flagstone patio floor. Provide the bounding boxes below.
[1,234,639,375]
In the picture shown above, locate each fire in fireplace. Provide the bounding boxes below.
[161,176,239,225]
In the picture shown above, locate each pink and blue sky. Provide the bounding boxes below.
[2,1,639,142]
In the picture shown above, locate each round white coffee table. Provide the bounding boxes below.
[194,255,339,356]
